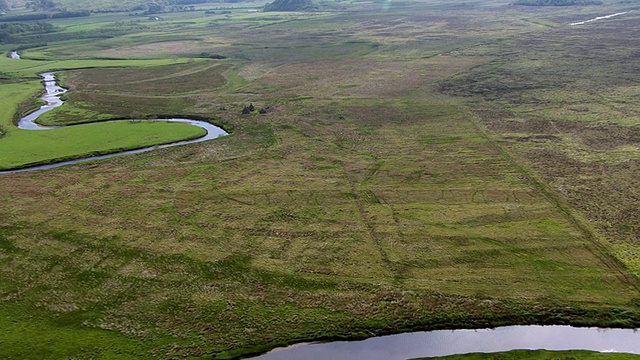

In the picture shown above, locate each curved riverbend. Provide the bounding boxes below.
[249,325,640,360]
[18,72,66,131]
[2,72,228,173]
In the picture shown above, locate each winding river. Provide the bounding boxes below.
[249,325,640,359]
[1,72,227,174]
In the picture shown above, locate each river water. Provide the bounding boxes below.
[570,11,630,26]
[250,325,640,360]
[1,72,227,173]
[17,72,64,130]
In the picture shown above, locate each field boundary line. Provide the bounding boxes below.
[467,108,640,290]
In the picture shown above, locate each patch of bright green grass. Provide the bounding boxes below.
[0,303,159,360]
[0,121,206,170]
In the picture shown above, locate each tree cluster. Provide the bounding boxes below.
[0,22,56,43]
[0,11,90,23]
[133,0,211,14]
[25,0,58,11]
[264,0,315,12]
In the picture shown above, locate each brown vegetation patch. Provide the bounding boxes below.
[64,61,228,96]
[252,55,490,100]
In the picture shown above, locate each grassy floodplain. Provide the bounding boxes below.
[0,0,639,359]
[0,56,209,170]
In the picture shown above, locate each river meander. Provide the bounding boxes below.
[1,72,227,173]
[249,325,640,359]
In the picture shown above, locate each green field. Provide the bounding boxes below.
[0,0,639,359]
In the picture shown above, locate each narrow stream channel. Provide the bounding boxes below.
[249,325,640,360]
[570,11,630,26]
[1,72,228,174]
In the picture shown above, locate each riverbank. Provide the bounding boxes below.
[210,301,640,360]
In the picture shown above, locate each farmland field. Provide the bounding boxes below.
[0,0,638,359]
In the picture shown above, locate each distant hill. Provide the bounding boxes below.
[264,0,315,12]
[512,0,603,5]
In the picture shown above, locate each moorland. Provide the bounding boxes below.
[0,0,639,358]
